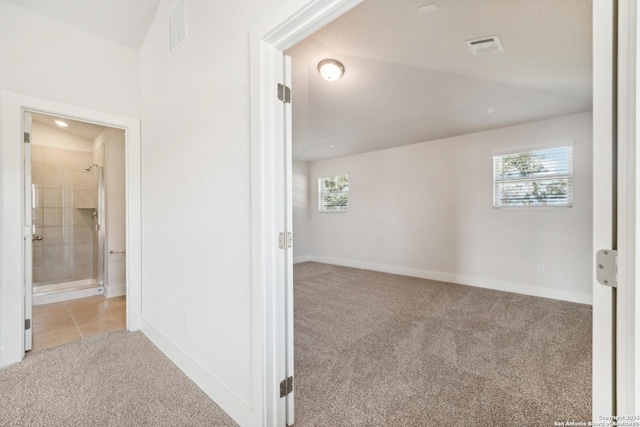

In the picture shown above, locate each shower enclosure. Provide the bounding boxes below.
[31,148,106,304]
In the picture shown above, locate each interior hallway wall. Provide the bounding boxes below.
[139,0,291,425]
[305,112,593,304]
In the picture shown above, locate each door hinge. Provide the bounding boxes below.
[596,249,617,288]
[25,319,31,330]
[278,232,292,249]
[24,132,30,144]
[280,376,294,397]
[277,83,291,103]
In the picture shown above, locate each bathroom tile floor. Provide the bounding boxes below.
[31,295,126,352]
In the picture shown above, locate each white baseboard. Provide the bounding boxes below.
[293,255,312,264]
[139,319,255,427]
[105,283,126,298]
[308,256,592,305]
[33,286,104,306]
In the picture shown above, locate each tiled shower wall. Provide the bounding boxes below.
[32,145,96,285]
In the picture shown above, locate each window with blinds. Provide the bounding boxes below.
[318,174,348,212]
[493,146,573,207]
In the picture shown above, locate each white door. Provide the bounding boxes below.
[23,111,33,351]
[592,0,639,416]
[613,0,638,412]
[274,52,295,427]
[283,54,295,426]
[274,54,294,426]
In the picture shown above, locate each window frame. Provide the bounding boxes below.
[317,174,349,213]
[492,145,573,208]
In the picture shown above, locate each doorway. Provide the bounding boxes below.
[250,0,632,424]
[26,111,128,352]
[0,91,142,367]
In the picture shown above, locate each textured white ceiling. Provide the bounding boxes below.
[286,0,592,162]
[5,0,161,49]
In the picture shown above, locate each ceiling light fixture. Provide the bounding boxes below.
[54,120,69,128]
[318,59,345,82]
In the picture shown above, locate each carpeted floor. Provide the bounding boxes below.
[0,330,237,427]
[293,262,592,426]
[0,263,592,426]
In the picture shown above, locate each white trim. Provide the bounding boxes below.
[0,91,142,367]
[293,255,312,264]
[104,283,126,298]
[617,0,638,413]
[307,256,592,305]
[636,1,640,410]
[592,0,616,417]
[139,319,254,426]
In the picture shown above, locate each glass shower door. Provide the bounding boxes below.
[96,166,105,287]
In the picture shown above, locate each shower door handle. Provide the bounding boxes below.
[109,249,126,254]
[32,235,43,241]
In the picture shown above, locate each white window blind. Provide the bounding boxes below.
[318,174,348,212]
[493,146,573,207]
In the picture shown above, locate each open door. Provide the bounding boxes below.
[23,110,33,351]
[593,0,639,416]
[273,51,295,427]
[613,0,638,413]
[283,54,295,427]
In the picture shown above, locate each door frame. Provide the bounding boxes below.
[250,0,635,424]
[0,91,142,367]
[250,2,363,425]
[593,0,617,416]
[616,0,640,413]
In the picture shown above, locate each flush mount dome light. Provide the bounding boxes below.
[318,59,345,81]
[54,120,68,128]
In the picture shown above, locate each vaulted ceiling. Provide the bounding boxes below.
[5,0,161,49]
[286,0,592,162]
[7,0,592,163]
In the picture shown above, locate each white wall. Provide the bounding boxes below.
[305,112,593,304]
[0,0,140,117]
[293,161,311,262]
[138,1,285,426]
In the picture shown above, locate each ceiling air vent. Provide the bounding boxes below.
[466,36,503,55]
[169,0,188,55]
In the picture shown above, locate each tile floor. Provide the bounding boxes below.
[31,295,126,352]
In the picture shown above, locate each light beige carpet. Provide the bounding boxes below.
[0,330,237,427]
[0,263,592,426]
[293,262,592,426]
